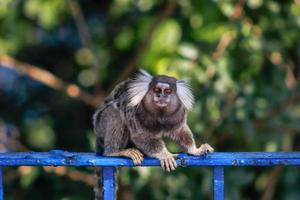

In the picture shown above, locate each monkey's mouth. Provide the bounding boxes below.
[154,100,168,107]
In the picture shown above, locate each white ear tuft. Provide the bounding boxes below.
[127,70,153,106]
[139,69,152,78]
[176,80,194,110]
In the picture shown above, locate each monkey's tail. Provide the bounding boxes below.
[94,167,103,200]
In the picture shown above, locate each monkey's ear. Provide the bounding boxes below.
[127,69,153,106]
[176,80,194,110]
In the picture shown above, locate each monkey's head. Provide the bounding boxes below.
[128,70,194,114]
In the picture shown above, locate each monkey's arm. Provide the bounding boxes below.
[101,125,144,165]
[94,105,144,165]
[131,135,177,172]
[171,125,214,155]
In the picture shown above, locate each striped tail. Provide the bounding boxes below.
[94,167,103,200]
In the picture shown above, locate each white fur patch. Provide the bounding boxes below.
[127,70,153,106]
[176,80,194,110]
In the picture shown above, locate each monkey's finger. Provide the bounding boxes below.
[134,154,143,165]
[206,144,214,153]
[136,155,144,165]
[120,151,136,164]
[127,151,141,165]
[129,148,142,157]
[198,145,208,155]
[171,157,177,169]
[168,158,176,171]
[160,160,166,171]
[135,155,143,165]
[199,144,214,155]
[131,156,139,165]
[133,149,144,157]
[164,159,171,172]
[133,150,144,160]
[171,153,179,157]
[167,159,173,172]
[129,151,143,165]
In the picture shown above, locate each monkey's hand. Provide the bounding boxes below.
[154,152,178,172]
[188,143,214,156]
[109,148,144,165]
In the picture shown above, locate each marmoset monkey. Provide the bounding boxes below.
[93,70,213,199]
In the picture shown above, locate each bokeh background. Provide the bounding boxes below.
[0,0,300,199]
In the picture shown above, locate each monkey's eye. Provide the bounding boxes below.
[164,88,172,94]
[153,87,162,93]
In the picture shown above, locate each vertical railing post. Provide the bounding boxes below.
[103,167,116,200]
[0,167,3,200]
[213,166,224,200]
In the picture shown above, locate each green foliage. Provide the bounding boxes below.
[1,0,300,199]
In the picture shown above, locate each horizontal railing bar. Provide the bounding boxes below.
[0,150,299,167]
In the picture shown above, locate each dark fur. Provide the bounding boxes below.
[136,101,185,132]
[93,74,198,199]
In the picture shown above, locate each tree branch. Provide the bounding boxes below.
[212,0,245,60]
[0,56,102,108]
[68,0,102,91]
[69,0,93,51]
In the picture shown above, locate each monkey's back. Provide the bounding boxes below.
[93,80,128,124]
[93,80,133,153]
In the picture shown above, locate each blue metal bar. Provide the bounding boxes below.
[213,167,224,200]
[0,151,299,167]
[0,151,299,200]
[103,167,115,200]
[0,167,3,200]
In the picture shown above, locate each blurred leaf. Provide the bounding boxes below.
[151,19,182,52]
[24,0,67,29]
[24,117,56,150]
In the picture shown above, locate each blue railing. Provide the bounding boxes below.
[0,150,299,200]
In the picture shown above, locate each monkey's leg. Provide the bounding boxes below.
[108,148,144,165]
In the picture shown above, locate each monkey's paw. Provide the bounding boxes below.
[115,148,144,165]
[188,143,214,156]
[158,153,177,172]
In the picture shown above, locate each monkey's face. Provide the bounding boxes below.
[142,76,181,115]
[128,72,193,112]
[152,83,173,108]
